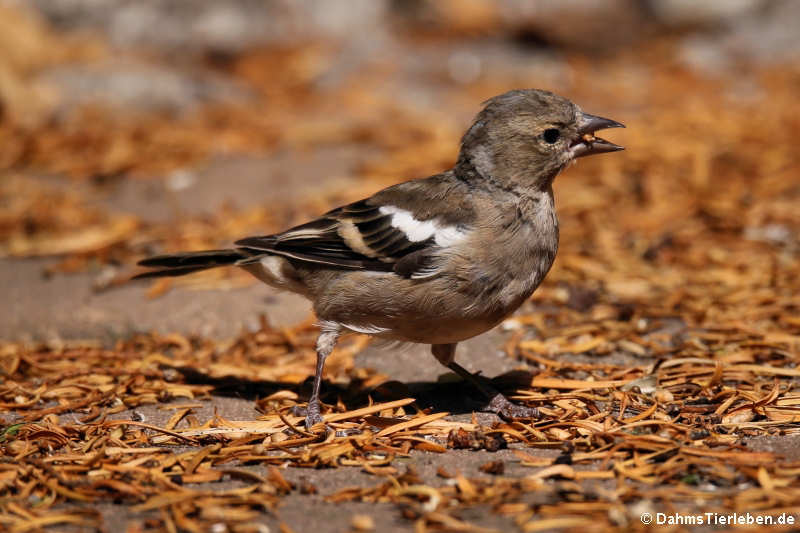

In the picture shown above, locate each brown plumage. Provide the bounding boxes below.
[135,89,624,428]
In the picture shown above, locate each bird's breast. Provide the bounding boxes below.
[456,200,559,318]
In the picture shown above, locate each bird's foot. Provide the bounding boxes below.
[483,391,541,420]
[288,404,307,418]
[289,404,326,431]
[304,411,326,431]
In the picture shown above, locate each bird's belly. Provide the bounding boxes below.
[327,275,537,345]
[362,315,505,345]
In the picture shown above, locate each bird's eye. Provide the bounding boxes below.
[543,128,560,144]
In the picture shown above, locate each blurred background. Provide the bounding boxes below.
[2,0,799,342]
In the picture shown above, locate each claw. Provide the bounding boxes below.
[288,403,327,431]
[304,407,325,431]
[484,392,541,420]
[289,404,307,418]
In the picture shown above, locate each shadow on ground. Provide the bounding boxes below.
[175,366,540,418]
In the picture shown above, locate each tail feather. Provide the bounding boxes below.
[134,249,246,279]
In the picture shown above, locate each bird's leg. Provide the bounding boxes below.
[304,323,341,430]
[447,361,540,419]
[431,343,540,420]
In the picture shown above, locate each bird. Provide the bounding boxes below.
[135,89,624,429]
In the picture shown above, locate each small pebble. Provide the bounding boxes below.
[351,514,374,531]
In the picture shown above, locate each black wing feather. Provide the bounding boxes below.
[233,199,440,277]
[138,249,244,268]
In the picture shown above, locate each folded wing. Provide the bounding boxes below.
[235,199,467,278]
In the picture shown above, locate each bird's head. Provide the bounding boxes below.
[459,89,624,191]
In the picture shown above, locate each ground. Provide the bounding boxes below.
[2,2,800,532]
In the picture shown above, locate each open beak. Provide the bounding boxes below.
[570,111,625,158]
